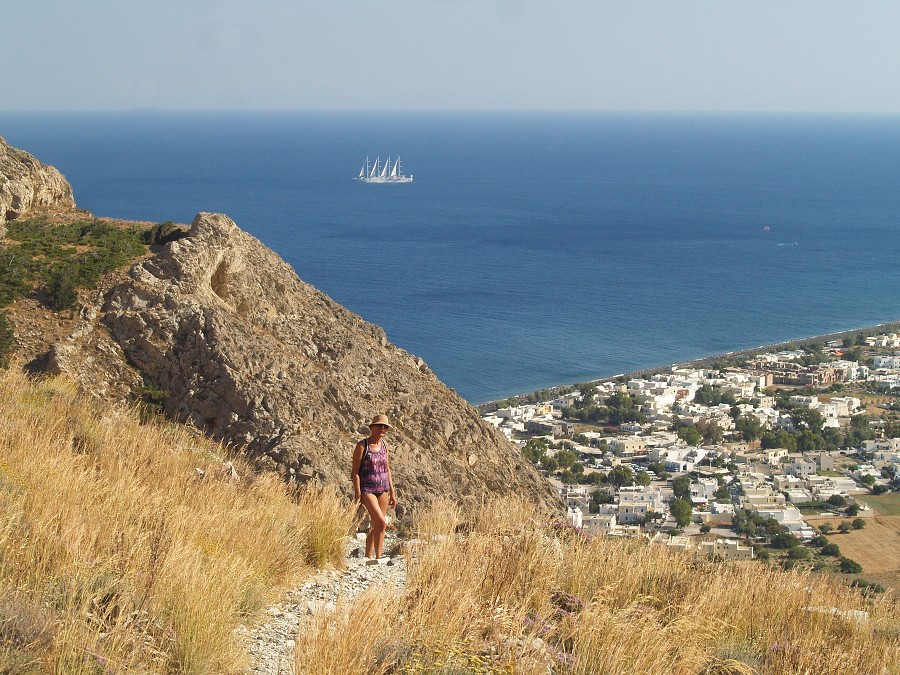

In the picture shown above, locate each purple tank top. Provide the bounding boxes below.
[358,439,390,494]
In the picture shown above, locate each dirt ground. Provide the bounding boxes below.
[806,513,900,589]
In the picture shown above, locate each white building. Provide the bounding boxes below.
[617,486,668,525]
[698,538,755,560]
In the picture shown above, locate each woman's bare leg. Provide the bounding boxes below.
[374,492,391,557]
[360,493,388,558]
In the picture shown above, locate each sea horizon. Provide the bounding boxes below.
[3,110,900,403]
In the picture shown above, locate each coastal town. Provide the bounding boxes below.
[479,329,900,582]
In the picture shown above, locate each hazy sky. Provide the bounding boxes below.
[5,1,900,112]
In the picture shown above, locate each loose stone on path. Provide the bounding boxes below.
[239,532,407,675]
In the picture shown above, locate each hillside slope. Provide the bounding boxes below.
[34,211,563,516]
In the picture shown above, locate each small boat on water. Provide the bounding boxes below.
[357,155,413,183]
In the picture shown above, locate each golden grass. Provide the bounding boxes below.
[297,498,900,675]
[0,369,356,673]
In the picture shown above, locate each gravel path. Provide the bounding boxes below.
[237,532,408,675]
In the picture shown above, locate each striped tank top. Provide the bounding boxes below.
[358,438,390,494]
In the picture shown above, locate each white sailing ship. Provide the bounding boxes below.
[357,155,413,183]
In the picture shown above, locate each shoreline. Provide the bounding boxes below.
[476,320,900,411]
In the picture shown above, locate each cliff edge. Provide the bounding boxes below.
[0,136,75,234]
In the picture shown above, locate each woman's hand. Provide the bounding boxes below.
[388,490,397,507]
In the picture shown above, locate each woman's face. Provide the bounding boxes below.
[371,423,390,437]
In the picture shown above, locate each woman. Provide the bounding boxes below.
[352,413,397,560]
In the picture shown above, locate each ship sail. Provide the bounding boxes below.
[356,153,413,183]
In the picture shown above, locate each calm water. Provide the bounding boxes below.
[3,111,900,403]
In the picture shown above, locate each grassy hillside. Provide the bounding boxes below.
[299,500,900,675]
[0,369,354,673]
[1,374,898,674]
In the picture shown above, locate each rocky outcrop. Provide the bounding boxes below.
[85,212,562,516]
[0,136,76,232]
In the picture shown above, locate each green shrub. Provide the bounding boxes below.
[820,543,841,556]
[787,546,809,560]
[0,310,14,368]
[1,217,149,311]
[839,557,863,574]
[770,533,799,549]
[43,269,78,311]
[850,579,884,594]
[141,220,185,245]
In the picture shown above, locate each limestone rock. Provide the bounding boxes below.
[0,136,75,228]
[91,212,563,517]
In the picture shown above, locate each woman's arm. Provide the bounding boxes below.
[351,441,364,501]
[386,444,397,506]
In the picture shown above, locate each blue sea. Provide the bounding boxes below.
[3,111,900,403]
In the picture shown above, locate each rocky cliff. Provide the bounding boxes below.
[42,212,563,517]
[0,136,75,235]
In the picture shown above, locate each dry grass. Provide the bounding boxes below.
[297,498,900,675]
[0,369,357,673]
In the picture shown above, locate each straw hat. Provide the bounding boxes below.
[369,414,392,429]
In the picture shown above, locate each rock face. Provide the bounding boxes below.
[0,136,76,233]
[93,212,562,516]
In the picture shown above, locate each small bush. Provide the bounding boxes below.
[839,557,863,574]
[787,546,810,560]
[1,217,147,312]
[0,310,13,368]
[820,543,841,556]
[43,268,79,310]
[851,579,885,594]
[770,533,798,549]
[142,221,186,245]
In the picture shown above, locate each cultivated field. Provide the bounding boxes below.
[807,495,900,589]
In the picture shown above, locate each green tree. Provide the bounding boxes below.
[634,472,651,487]
[735,414,763,442]
[677,425,702,446]
[605,392,645,425]
[670,498,692,528]
[607,465,634,489]
[672,475,692,500]
[696,419,723,445]
[760,430,797,452]
[838,521,852,534]
[770,533,799,549]
[851,518,866,530]
[846,415,875,445]
[647,462,668,479]
[791,407,825,431]
[796,429,824,454]
[845,503,860,516]
[826,494,847,508]
[818,522,833,535]
[555,449,578,471]
[522,438,549,465]
[44,268,79,310]
[589,489,615,513]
